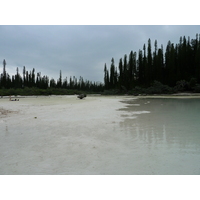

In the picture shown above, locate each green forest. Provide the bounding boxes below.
[1,34,200,96]
[104,34,200,94]
[0,61,104,95]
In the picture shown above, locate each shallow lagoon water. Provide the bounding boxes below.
[119,97,200,174]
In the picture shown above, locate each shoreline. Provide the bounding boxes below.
[1,95,200,175]
[1,92,200,97]
[135,93,200,98]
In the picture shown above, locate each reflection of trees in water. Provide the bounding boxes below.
[119,98,200,152]
[120,118,167,149]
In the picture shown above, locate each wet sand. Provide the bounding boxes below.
[0,95,129,174]
[1,95,200,175]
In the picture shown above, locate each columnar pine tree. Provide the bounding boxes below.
[147,38,152,85]
[143,44,148,86]
[109,58,115,89]
[123,54,128,90]
[32,68,35,87]
[128,51,134,89]
[137,49,144,85]
[118,58,123,89]
[2,59,7,88]
[57,70,62,88]
[153,40,157,81]
[23,66,26,88]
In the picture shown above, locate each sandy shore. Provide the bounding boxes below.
[1,94,200,175]
[0,95,131,175]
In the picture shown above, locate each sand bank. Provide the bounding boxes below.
[0,95,132,174]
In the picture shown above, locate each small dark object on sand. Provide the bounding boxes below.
[77,94,87,99]
[9,96,19,101]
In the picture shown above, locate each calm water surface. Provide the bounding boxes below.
[119,97,200,175]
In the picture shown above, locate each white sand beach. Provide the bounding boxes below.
[0,95,131,175]
[1,95,200,175]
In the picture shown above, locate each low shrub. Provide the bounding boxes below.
[193,84,200,93]
[0,87,91,96]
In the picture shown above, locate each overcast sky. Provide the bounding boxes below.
[0,25,200,83]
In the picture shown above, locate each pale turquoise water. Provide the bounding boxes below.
[119,97,200,175]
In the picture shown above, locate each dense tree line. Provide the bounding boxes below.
[0,60,104,92]
[1,33,200,95]
[104,34,200,92]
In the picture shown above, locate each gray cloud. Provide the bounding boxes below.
[0,25,200,82]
